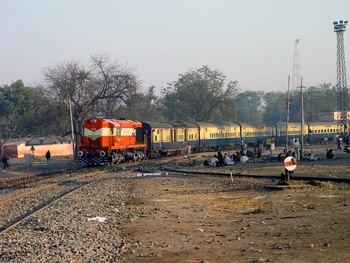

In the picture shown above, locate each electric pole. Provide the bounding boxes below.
[300,78,305,159]
[285,75,291,153]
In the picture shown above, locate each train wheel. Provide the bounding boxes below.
[111,154,117,164]
[139,151,145,160]
[137,151,145,161]
[111,153,124,164]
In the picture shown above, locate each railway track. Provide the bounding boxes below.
[2,151,349,235]
[0,155,192,235]
[1,150,350,262]
[0,181,92,235]
[0,153,193,189]
[162,167,350,183]
[0,168,133,235]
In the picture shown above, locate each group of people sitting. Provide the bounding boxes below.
[204,152,233,167]
[204,150,250,167]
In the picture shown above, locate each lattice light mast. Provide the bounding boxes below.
[292,39,302,89]
[333,20,349,131]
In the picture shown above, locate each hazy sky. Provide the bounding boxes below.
[0,0,349,93]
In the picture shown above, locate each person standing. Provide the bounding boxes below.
[239,138,245,152]
[266,137,272,151]
[45,150,51,165]
[1,153,10,169]
[270,136,275,151]
[186,143,191,158]
[257,140,264,157]
[292,139,300,161]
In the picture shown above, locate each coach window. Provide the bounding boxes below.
[110,127,113,135]
[155,135,157,141]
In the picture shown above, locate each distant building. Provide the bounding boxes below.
[317,112,350,122]
[1,136,73,158]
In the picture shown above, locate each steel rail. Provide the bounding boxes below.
[163,168,350,184]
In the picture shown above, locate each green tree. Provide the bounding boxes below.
[263,91,288,123]
[233,91,265,123]
[303,83,336,121]
[161,66,239,121]
[141,85,164,121]
[113,85,165,121]
[0,80,49,141]
[262,83,337,123]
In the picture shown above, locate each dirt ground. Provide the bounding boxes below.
[121,147,350,263]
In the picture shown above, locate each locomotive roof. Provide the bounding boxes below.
[84,118,142,128]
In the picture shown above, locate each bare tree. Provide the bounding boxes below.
[41,54,140,153]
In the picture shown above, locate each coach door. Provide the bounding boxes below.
[160,129,164,149]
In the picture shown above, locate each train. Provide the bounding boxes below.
[77,117,342,165]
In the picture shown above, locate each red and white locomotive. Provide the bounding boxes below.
[78,118,146,165]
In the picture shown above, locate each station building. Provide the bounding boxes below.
[0,136,74,158]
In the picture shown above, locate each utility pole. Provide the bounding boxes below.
[300,78,305,159]
[333,20,349,133]
[285,75,291,153]
[68,98,75,161]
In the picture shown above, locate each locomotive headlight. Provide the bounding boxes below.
[90,119,97,123]
[100,151,106,157]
